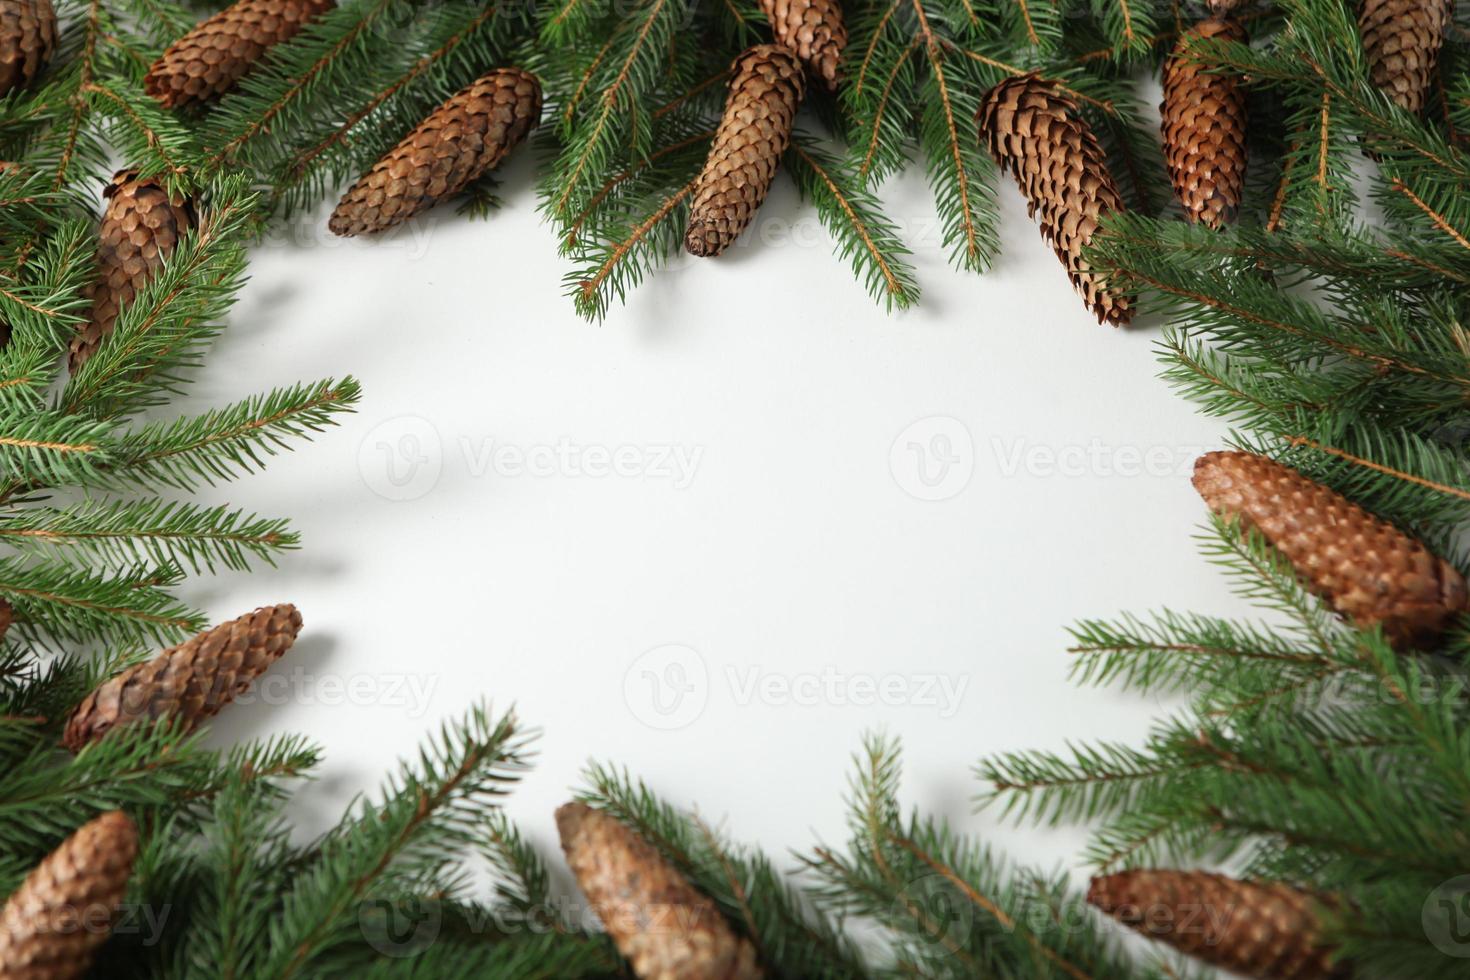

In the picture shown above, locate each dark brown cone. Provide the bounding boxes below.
[977,74,1133,325]
[0,0,55,97]
[1357,0,1450,115]
[328,68,541,237]
[1194,450,1468,647]
[1088,870,1347,979]
[0,811,138,980]
[144,0,333,108]
[758,0,846,90]
[0,598,11,643]
[684,45,804,258]
[556,802,763,980]
[1161,18,1249,229]
[69,170,197,372]
[63,604,302,752]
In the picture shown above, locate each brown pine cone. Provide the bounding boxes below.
[1088,870,1347,979]
[69,169,197,372]
[0,0,55,97]
[144,0,334,108]
[1161,18,1249,229]
[0,597,11,643]
[1357,0,1451,114]
[63,604,302,751]
[978,75,1133,325]
[1194,450,1468,647]
[556,802,763,980]
[0,811,138,980]
[758,0,846,90]
[684,45,805,258]
[328,68,541,237]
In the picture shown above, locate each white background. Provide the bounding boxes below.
[177,151,1258,902]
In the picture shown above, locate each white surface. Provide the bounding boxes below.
[182,155,1255,890]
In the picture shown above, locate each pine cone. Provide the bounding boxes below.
[69,169,196,372]
[1357,0,1451,114]
[684,45,805,258]
[978,74,1133,325]
[63,604,302,751]
[328,67,541,237]
[1193,450,1468,647]
[1088,870,1347,979]
[0,597,12,643]
[758,0,845,90]
[556,802,763,980]
[144,0,333,108]
[0,0,55,97]
[1161,18,1249,229]
[0,811,138,980]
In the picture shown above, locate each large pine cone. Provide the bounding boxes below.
[1194,450,1468,647]
[978,75,1133,325]
[758,0,845,90]
[0,812,138,980]
[1161,18,1248,229]
[328,67,541,237]
[69,170,197,372]
[63,604,302,751]
[1088,870,1347,979]
[0,0,54,96]
[556,802,763,980]
[1357,0,1451,114]
[144,0,333,108]
[684,44,805,258]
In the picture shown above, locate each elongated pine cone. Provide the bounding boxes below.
[978,75,1133,325]
[556,802,762,980]
[328,67,541,237]
[144,0,332,108]
[1357,0,1451,114]
[758,0,845,90]
[1194,450,1468,647]
[0,811,138,980]
[0,597,11,643]
[63,604,302,751]
[69,170,196,372]
[1088,870,1347,979]
[0,0,54,96]
[684,45,804,258]
[1161,18,1248,229]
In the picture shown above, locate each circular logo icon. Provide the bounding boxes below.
[358,415,443,502]
[1424,875,1470,957]
[889,416,974,502]
[891,871,976,949]
[623,644,709,730]
[358,896,442,957]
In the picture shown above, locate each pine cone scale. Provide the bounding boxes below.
[329,67,541,237]
[684,44,805,258]
[1193,451,1469,646]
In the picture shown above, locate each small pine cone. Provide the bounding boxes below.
[556,802,762,980]
[63,604,302,752]
[1194,450,1468,647]
[0,597,11,643]
[144,0,333,108]
[1357,0,1451,114]
[0,811,138,980]
[0,0,55,97]
[758,0,846,90]
[684,45,805,258]
[1160,18,1249,229]
[978,75,1133,325]
[328,68,541,237]
[69,170,197,372]
[1088,870,1347,979]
